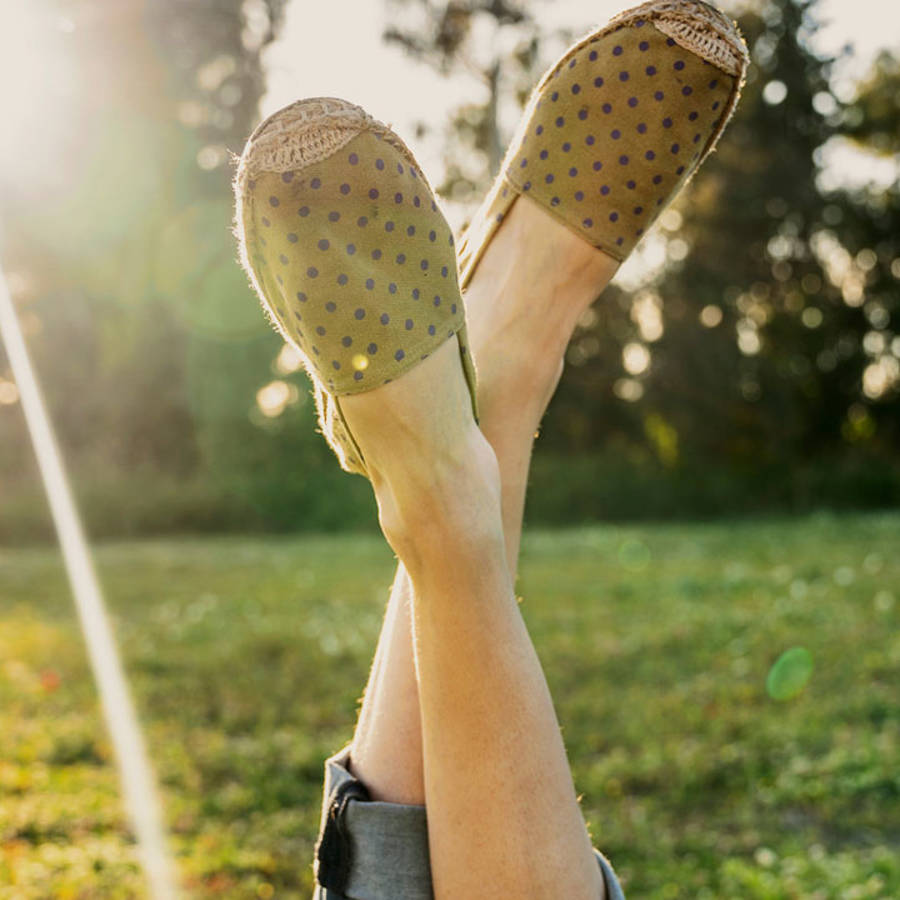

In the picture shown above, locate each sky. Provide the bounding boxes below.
[260,0,899,285]
[263,0,900,203]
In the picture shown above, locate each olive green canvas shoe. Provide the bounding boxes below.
[234,98,478,477]
[457,0,749,288]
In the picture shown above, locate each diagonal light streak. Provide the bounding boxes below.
[0,266,179,900]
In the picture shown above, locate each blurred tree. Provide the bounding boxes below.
[2,0,898,539]
[842,50,900,155]
[0,0,309,537]
[384,0,556,201]
[542,0,900,507]
[629,0,854,467]
[386,0,900,513]
[829,49,900,452]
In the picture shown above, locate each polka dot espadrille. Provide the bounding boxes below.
[234,98,478,478]
[457,0,749,288]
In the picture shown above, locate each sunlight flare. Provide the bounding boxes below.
[0,267,179,900]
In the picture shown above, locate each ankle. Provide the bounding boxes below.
[374,427,505,572]
[463,197,618,410]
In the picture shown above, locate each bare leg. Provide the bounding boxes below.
[343,197,618,897]
[341,336,597,899]
[349,195,617,805]
[462,196,619,570]
[349,566,423,804]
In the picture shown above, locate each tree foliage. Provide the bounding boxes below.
[1,0,898,540]
[0,0,381,539]
[388,0,900,508]
[384,0,554,196]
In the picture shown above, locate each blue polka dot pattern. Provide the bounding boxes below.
[241,129,469,396]
[456,1,748,288]
[236,100,478,477]
[504,23,736,260]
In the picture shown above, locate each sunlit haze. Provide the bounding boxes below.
[263,0,899,194]
[0,6,81,179]
[261,0,899,287]
[0,2,898,896]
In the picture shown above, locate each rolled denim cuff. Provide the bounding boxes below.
[313,744,625,900]
[314,745,433,900]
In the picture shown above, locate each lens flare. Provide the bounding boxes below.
[766,647,814,701]
[0,266,179,899]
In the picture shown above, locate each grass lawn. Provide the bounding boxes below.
[1,512,898,898]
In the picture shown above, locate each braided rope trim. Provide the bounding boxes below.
[525,0,748,103]
[608,0,749,77]
[637,2,749,164]
[234,97,422,195]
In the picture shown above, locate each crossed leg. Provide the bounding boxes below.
[342,195,620,898]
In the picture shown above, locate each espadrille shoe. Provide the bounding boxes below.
[234,98,478,478]
[457,0,749,288]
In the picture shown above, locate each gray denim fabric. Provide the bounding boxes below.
[313,745,625,900]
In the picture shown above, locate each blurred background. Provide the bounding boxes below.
[2,0,899,540]
[1,1,898,897]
